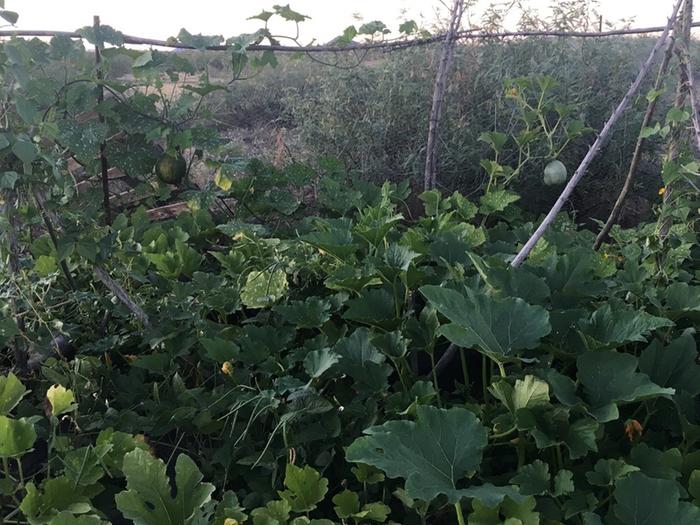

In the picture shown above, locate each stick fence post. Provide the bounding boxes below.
[423,0,465,191]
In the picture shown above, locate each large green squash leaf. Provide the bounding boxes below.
[420,285,550,362]
[333,329,391,393]
[577,351,674,422]
[115,449,215,525]
[614,472,700,525]
[469,253,550,304]
[664,282,700,315]
[579,304,673,346]
[345,405,488,503]
[639,334,700,395]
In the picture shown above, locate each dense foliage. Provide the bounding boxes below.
[1,1,700,524]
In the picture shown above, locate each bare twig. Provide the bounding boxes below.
[593,31,677,250]
[511,0,684,267]
[93,266,151,328]
[424,0,465,191]
[32,189,78,291]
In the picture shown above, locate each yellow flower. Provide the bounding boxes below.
[221,361,234,375]
[505,86,519,98]
[233,232,244,241]
[658,187,666,196]
[603,252,609,260]
[224,519,239,525]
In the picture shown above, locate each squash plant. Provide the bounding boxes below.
[1,3,700,525]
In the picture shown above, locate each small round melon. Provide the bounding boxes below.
[543,159,567,186]
[155,153,186,184]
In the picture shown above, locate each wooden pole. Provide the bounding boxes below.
[658,0,693,241]
[423,0,465,191]
[677,46,700,154]
[593,32,677,250]
[93,15,112,226]
[511,0,684,267]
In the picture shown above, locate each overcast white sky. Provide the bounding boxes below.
[10,1,676,43]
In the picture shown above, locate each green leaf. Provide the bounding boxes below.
[133,50,153,68]
[346,405,488,503]
[76,24,124,47]
[689,470,700,502]
[11,138,37,165]
[0,415,36,457]
[614,472,699,525]
[20,477,92,523]
[351,463,385,484]
[62,445,109,486]
[0,171,17,190]
[333,489,360,519]
[241,269,288,309]
[359,501,391,522]
[303,348,339,379]
[359,21,388,35]
[251,500,291,525]
[510,460,550,496]
[275,297,332,328]
[665,282,700,313]
[199,337,238,362]
[579,304,674,345]
[177,28,223,49]
[274,4,309,22]
[343,288,397,329]
[279,464,328,513]
[577,350,674,421]
[399,20,418,34]
[46,384,77,416]
[490,375,550,416]
[586,458,639,487]
[248,9,274,22]
[420,285,550,363]
[383,243,418,271]
[115,449,215,525]
[0,373,27,415]
[34,255,58,277]
[479,189,520,215]
[0,10,18,24]
[639,334,700,395]
[553,469,575,497]
[469,253,550,304]
[333,329,391,393]
[460,484,524,508]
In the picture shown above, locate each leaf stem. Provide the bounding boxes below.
[430,352,443,408]
[481,355,490,402]
[459,348,470,390]
[455,502,466,525]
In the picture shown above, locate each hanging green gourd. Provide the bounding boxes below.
[543,159,567,186]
